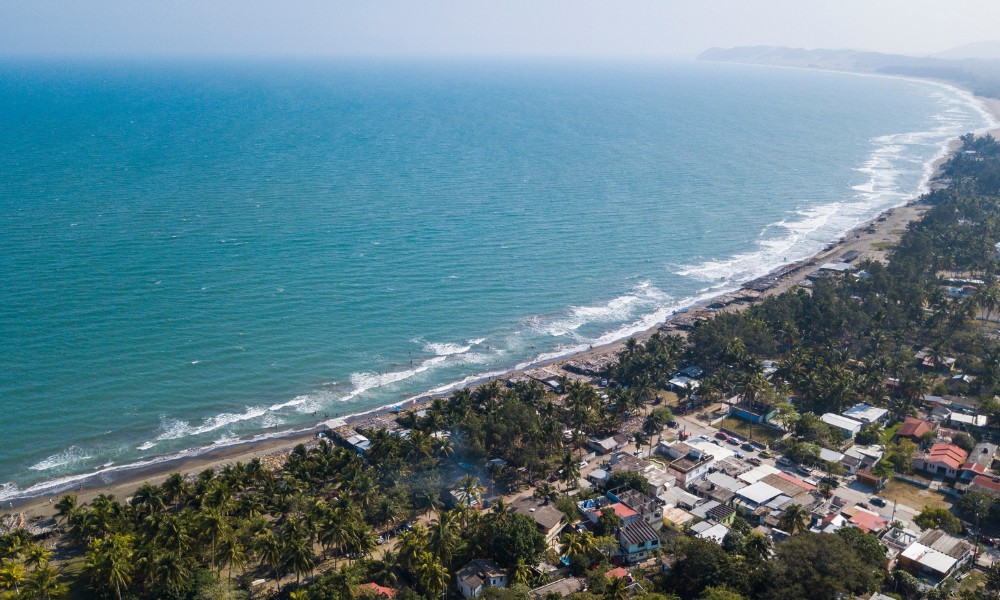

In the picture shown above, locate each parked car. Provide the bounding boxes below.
[796,465,813,477]
[741,442,755,451]
[736,452,745,459]
[775,456,791,467]
[748,457,763,466]
[726,438,740,446]
[715,432,729,440]
[820,476,840,488]
[870,496,887,507]
[759,450,773,459]
[667,420,678,428]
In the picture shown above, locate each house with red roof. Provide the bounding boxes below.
[895,417,936,443]
[912,443,969,478]
[845,506,889,534]
[970,475,1000,500]
[358,582,397,598]
[590,502,641,526]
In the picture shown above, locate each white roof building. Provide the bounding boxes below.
[820,448,845,463]
[737,464,780,484]
[735,481,783,510]
[697,523,731,544]
[900,543,958,578]
[842,403,889,424]
[821,413,864,438]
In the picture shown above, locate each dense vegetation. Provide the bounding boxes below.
[6,135,1000,599]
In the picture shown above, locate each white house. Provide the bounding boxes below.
[842,403,889,425]
[457,559,508,599]
[820,413,863,439]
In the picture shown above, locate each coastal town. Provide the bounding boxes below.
[5,133,1000,599]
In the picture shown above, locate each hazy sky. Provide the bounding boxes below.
[4,0,1000,59]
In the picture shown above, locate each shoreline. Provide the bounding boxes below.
[7,87,1000,520]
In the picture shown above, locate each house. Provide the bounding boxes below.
[959,442,996,483]
[588,436,622,455]
[610,489,664,530]
[696,522,731,544]
[587,468,610,488]
[457,560,508,599]
[821,413,863,439]
[948,412,989,431]
[895,417,936,443]
[844,506,889,534]
[912,443,969,478]
[705,503,737,526]
[809,262,853,279]
[345,433,371,454]
[661,442,718,487]
[733,481,783,517]
[969,475,1000,500]
[358,583,396,598]
[898,530,974,583]
[856,467,887,490]
[529,578,584,598]
[511,496,566,546]
[663,505,695,529]
[844,444,884,472]
[729,397,778,424]
[842,403,890,425]
[618,519,661,563]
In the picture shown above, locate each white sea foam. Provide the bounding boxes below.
[155,406,269,441]
[30,446,92,472]
[528,282,672,339]
[424,342,473,356]
[136,442,156,451]
[677,76,996,289]
[0,425,319,502]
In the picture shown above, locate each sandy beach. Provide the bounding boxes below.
[7,95,1000,527]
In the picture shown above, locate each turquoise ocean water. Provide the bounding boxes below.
[1,60,995,500]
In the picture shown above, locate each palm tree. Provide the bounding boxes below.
[155,551,191,597]
[83,533,134,600]
[369,550,400,587]
[533,482,557,505]
[778,504,809,535]
[560,531,596,562]
[216,535,247,596]
[456,474,486,508]
[21,565,67,600]
[512,557,533,586]
[281,535,315,586]
[605,576,629,600]
[414,551,448,599]
[23,546,52,570]
[53,495,78,527]
[0,560,26,595]
[130,483,166,519]
[429,510,461,566]
[743,531,772,562]
[559,450,580,490]
[253,530,283,580]
[197,507,230,574]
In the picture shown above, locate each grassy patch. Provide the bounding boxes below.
[959,569,984,593]
[870,241,894,250]
[879,476,954,511]
[882,421,902,444]
[719,417,782,446]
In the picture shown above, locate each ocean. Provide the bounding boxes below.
[0,59,995,500]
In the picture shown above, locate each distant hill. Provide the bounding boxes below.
[698,45,1000,100]
[933,41,1000,61]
